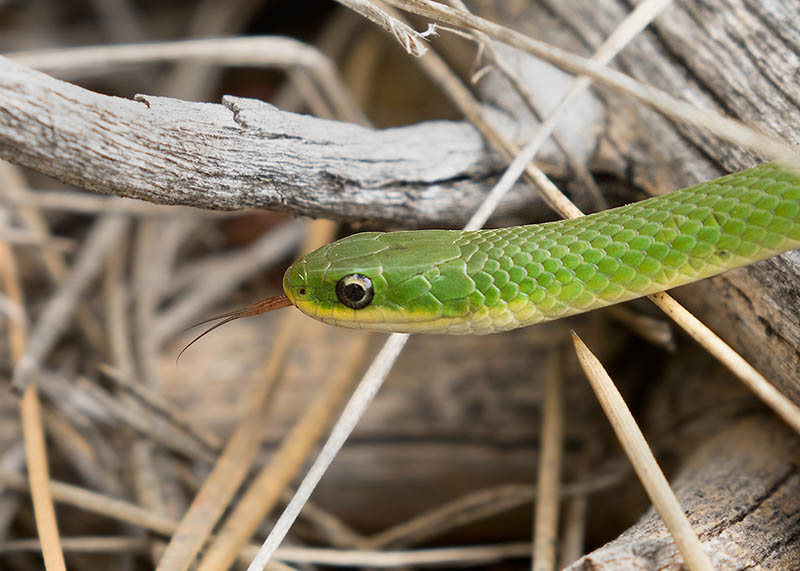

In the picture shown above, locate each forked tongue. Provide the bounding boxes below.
[177,295,293,362]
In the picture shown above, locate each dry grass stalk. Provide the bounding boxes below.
[363,467,628,550]
[244,542,535,567]
[153,314,296,570]
[605,306,675,350]
[0,468,531,568]
[334,0,433,58]
[649,292,800,434]
[17,387,66,571]
[0,162,106,351]
[571,332,713,571]
[531,349,564,571]
[99,365,222,452]
[0,242,66,570]
[247,332,411,569]
[0,468,177,535]
[558,453,590,566]
[11,215,129,391]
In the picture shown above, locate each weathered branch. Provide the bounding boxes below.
[0,55,555,226]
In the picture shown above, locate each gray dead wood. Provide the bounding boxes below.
[566,414,800,570]
[0,55,561,226]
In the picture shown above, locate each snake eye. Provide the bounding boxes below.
[336,274,374,309]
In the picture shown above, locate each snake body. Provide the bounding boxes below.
[283,163,800,334]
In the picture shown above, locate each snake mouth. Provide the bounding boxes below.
[289,295,446,331]
[290,297,503,335]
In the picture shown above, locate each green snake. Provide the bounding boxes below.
[184,163,800,350]
[281,163,800,334]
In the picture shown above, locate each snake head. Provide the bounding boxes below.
[283,229,482,333]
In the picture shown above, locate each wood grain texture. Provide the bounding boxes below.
[0,55,563,226]
[567,414,800,570]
